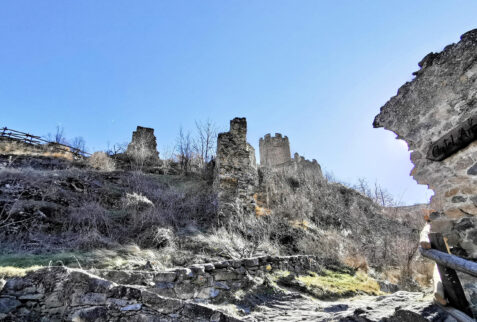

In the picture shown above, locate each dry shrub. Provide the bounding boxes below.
[412,259,434,287]
[63,201,116,249]
[137,227,174,249]
[343,254,369,272]
[88,151,115,171]
[122,192,154,209]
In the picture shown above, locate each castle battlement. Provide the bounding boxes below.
[259,133,289,144]
[259,133,291,167]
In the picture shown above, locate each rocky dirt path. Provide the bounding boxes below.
[238,291,452,321]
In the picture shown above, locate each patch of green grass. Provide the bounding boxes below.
[0,252,86,268]
[272,269,381,300]
[298,270,381,298]
[0,245,174,275]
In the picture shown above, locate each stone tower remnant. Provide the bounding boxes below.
[214,118,258,222]
[374,29,477,259]
[126,126,160,162]
[259,133,291,167]
[258,133,322,178]
[374,29,477,309]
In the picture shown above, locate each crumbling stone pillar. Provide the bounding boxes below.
[214,118,258,222]
[126,126,160,163]
[374,29,477,311]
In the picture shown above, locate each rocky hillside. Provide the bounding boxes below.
[0,126,446,321]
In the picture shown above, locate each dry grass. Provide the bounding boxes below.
[297,270,381,297]
[0,266,42,279]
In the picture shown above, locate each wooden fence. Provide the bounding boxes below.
[0,127,90,157]
[420,232,476,318]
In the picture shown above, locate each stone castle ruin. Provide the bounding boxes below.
[374,29,477,259]
[214,118,258,222]
[259,132,322,179]
[126,126,160,163]
[259,133,291,167]
[214,120,323,221]
[374,29,477,309]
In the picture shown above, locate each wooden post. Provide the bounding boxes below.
[429,233,474,318]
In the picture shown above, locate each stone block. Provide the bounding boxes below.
[174,282,196,300]
[235,267,246,275]
[192,275,207,286]
[190,265,205,274]
[120,303,142,311]
[18,294,43,301]
[213,261,230,269]
[154,272,177,283]
[243,258,259,267]
[71,292,107,306]
[214,271,239,281]
[0,297,21,314]
[214,282,230,290]
[196,287,219,299]
[203,263,214,272]
[231,260,242,268]
[156,282,174,289]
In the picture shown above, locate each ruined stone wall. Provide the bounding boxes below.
[126,126,160,162]
[259,133,291,167]
[214,118,258,222]
[0,267,238,321]
[258,133,322,180]
[93,255,321,301]
[374,29,477,259]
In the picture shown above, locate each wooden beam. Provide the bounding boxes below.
[419,248,477,278]
[427,233,474,318]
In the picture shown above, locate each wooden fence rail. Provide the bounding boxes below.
[419,248,477,278]
[0,127,90,157]
[420,232,475,318]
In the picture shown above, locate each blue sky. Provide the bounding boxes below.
[2,1,477,205]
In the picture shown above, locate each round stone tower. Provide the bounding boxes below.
[259,133,291,167]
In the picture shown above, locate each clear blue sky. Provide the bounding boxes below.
[2,1,477,205]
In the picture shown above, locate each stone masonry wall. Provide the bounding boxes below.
[0,256,321,321]
[259,133,291,167]
[374,29,477,259]
[93,255,322,302]
[214,118,258,223]
[0,267,238,321]
[126,126,160,162]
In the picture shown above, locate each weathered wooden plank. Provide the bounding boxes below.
[427,233,473,318]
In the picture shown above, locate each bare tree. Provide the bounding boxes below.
[54,125,67,144]
[373,181,395,207]
[44,125,67,145]
[193,119,217,167]
[71,137,86,154]
[352,177,396,207]
[106,142,128,156]
[354,177,371,197]
[176,127,193,174]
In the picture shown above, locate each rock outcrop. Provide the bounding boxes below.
[214,118,258,223]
